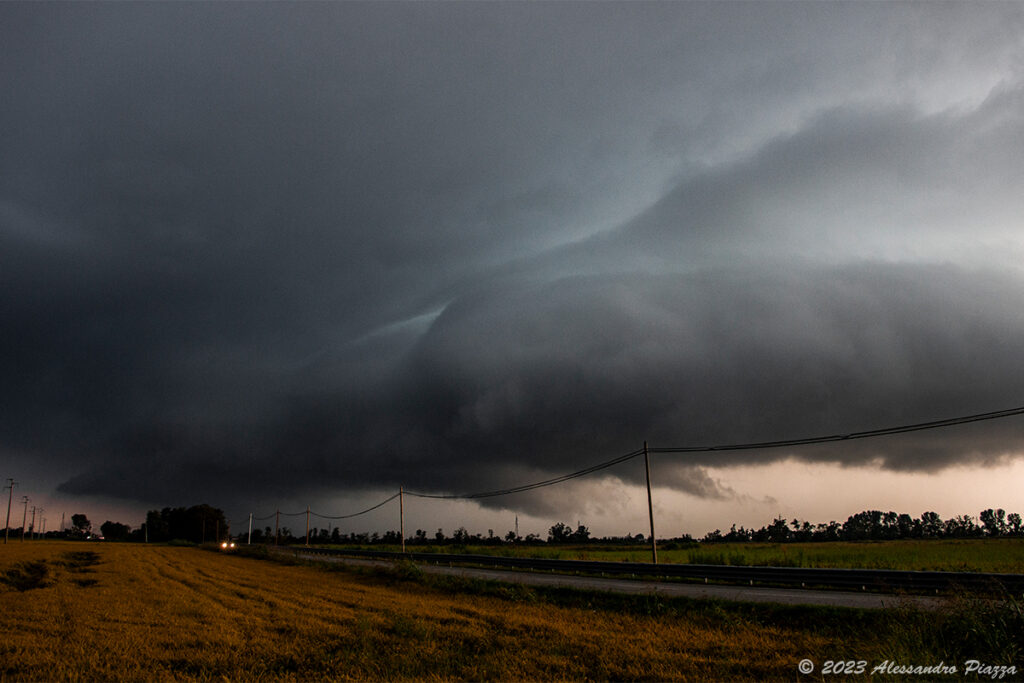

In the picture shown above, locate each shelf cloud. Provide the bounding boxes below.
[2,2,1023,518]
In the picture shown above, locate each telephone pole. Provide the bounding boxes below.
[247,513,253,545]
[305,506,310,547]
[399,486,405,553]
[4,479,16,544]
[274,510,280,546]
[644,441,657,564]
[21,497,29,541]
[36,508,44,539]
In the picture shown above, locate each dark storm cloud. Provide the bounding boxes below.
[2,2,1024,514]
[55,262,1024,509]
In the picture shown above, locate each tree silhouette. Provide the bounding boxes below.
[100,520,131,541]
[547,522,572,543]
[980,508,1007,536]
[71,514,91,537]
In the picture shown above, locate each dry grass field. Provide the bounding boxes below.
[0,541,1019,681]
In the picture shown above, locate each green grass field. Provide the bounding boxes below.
[327,538,1024,573]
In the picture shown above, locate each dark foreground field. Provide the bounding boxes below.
[0,541,1020,681]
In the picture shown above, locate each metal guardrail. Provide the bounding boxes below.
[296,547,1024,594]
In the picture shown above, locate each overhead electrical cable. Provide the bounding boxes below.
[650,404,1024,454]
[310,492,401,520]
[407,404,1024,499]
[406,448,646,500]
[255,403,1024,518]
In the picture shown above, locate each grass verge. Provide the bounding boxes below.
[320,538,1024,573]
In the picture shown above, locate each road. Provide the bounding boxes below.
[292,551,947,610]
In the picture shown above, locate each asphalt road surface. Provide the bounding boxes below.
[293,551,947,610]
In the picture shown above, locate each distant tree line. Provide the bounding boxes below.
[22,505,1021,547]
[143,505,229,544]
[253,525,530,546]
[12,513,136,541]
[23,504,230,544]
[262,508,1023,548]
[260,521,696,547]
[699,508,1024,544]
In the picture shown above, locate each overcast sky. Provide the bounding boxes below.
[3,2,1024,537]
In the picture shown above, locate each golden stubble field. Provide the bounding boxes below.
[0,541,850,681]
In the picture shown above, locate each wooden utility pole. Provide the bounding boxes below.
[247,513,253,545]
[21,497,29,542]
[644,441,657,564]
[274,510,280,546]
[29,506,36,540]
[4,479,16,544]
[305,506,310,547]
[400,486,405,553]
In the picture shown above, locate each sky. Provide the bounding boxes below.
[3,2,1024,539]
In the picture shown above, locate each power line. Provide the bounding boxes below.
[408,404,1024,500]
[650,404,1024,454]
[310,493,401,520]
[254,403,1024,520]
[406,448,646,500]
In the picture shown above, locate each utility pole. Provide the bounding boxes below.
[515,515,519,541]
[4,478,16,544]
[305,506,310,547]
[30,506,36,540]
[21,497,29,541]
[37,508,44,539]
[60,512,65,535]
[247,513,253,545]
[400,486,405,553]
[644,441,657,565]
[274,509,280,546]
